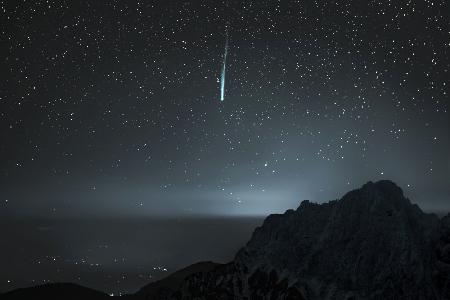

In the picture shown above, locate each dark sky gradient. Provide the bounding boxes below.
[1,0,449,217]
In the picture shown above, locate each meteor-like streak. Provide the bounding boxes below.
[220,30,229,101]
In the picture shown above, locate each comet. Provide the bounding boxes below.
[220,29,229,101]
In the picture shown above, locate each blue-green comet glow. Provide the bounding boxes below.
[220,31,229,101]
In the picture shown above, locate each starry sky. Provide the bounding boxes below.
[1,0,449,218]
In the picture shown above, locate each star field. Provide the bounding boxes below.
[1,0,449,219]
[1,0,449,295]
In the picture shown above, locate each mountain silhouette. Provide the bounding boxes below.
[0,283,109,299]
[2,181,449,299]
[133,261,220,299]
[141,180,450,299]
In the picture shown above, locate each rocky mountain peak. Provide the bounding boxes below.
[2,181,448,300]
[171,181,449,300]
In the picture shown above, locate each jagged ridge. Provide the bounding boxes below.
[169,181,450,300]
[1,181,449,300]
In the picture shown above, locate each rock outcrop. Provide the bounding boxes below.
[167,181,450,300]
[2,181,449,299]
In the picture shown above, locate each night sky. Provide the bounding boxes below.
[0,0,449,293]
[2,0,449,217]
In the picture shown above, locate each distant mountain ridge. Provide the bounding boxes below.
[2,180,449,299]
[0,283,109,299]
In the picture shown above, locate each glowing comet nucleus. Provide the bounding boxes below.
[220,30,229,101]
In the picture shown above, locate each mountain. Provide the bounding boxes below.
[133,261,220,299]
[168,180,450,299]
[2,180,449,299]
[0,283,109,300]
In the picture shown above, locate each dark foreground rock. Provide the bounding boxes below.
[0,282,109,299]
[133,261,220,299]
[2,181,449,299]
[167,180,450,300]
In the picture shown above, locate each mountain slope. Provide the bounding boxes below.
[172,181,450,299]
[2,181,449,299]
[134,261,220,299]
[0,283,109,300]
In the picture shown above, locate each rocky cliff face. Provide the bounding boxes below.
[2,181,449,300]
[435,213,450,299]
[168,181,450,300]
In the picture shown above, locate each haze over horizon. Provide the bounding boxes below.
[2,1,449,219]
[1,0,449,296]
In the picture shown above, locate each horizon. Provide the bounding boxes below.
[1,180,449,295]
[1,0,448,298]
